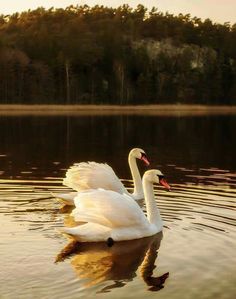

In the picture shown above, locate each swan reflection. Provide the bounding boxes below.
[56,232,169,293]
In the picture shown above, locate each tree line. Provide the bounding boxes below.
[0,4,236,105]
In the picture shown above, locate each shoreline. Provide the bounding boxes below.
[0,104,236,116]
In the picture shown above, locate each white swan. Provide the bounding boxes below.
[56,148,150,205]
[61,169,170,242]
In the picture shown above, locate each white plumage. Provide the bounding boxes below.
[71,189,149,228]
[63,162,127,194]
[61,169,170,242]
[56,148,149,205]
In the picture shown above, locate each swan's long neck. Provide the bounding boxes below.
[143,178,161,225]
[128,154,143,198]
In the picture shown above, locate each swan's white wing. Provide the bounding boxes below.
[71,189,149,228]
[63,162,127,194]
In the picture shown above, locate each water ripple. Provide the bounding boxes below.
[0,174,236,298]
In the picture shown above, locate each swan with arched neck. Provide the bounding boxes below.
[61,169,170,242]
[56,148,150,205]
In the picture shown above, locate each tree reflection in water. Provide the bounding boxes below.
[55,232,169,293]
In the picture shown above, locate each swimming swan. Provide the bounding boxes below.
[61,169,170,242]
[56,148,150,205]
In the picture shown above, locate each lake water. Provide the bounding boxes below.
[0,112,236,299]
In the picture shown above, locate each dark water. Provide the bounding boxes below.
[0,113,236,299]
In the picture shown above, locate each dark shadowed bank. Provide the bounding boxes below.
[0,5,236,106]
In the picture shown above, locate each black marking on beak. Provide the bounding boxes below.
[141,152,147,159]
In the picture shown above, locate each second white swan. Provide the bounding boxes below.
[56,148,150,205]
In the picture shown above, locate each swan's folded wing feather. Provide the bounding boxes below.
[72,190,149,228]
[63,162,127,194]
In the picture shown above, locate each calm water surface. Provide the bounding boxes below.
[0,113,236,299]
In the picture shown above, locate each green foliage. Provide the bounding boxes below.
[0,5,235,104]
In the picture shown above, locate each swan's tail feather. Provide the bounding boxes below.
[53,192,77,205]
[59,223,111,242]
[59,226,82,240]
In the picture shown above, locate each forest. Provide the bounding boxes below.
[0,4,236,105]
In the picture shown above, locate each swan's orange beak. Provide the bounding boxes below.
[160,178,171,191]
[141,154,150,166]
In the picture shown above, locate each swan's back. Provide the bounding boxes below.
[63,162,127,194]
[72,189,149,229]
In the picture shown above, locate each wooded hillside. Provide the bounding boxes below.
[0,5,236,104]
